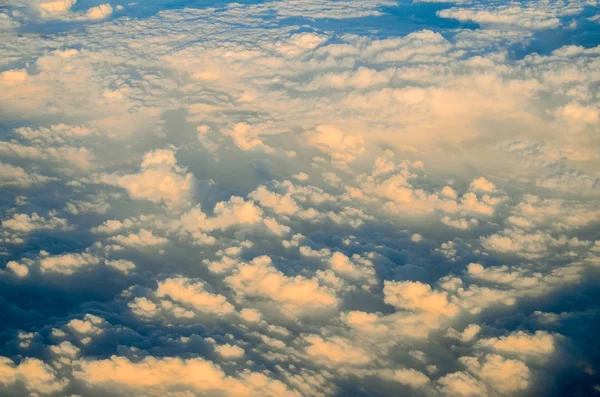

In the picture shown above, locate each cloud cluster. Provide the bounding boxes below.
[1,0,600,396]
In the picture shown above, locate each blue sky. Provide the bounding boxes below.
[1,1,600,396]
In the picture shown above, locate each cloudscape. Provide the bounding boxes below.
[1,0,600,396]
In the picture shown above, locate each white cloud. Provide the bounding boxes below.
[461,354,530,394]
[222,123,274,153]
[111,229,168,247]
[0,356,68,394]
[102,149,195,208]
[469,177,497,193]
[304,335,373,366]
[215,343,245,359]
[74,355,301,397]
[1,1,599,396]
[384,280,459,317]
[105,259,136,274]
[475,330,558,362]
[225,256,339,318]
[2,212,69,233]
[85,4,112,20]
[40,252,101,275]
[0,162,51,187]
[6,261,29,277]
[37,0,77,18]
[304,125,365,169]
[67,314,106,335]
[49,341,80,357]
[156,277,234,316]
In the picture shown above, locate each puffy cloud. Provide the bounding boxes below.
[461,354,531,394]
[2,212,69,233]
[37,0,77,18]
[225,256,339,318]
[304,335,373,366]
[378,368,430,388]
[438,371,487,397]
[110,229,168,247]
[0,162,51,187]
[102,149,195,208]
[469,177,497,193]
[439,354,530,396]
[304,125,365,169]
[49,341,80,357]
[384,281,459,317]
[6,260,29,277]
[67,314,106,335]
[300,247,377,285]
[105,259,136,274]
[39,251,101,275]
[0,356,68,394]
[222,123,274,153]
[84,4,112,20]
[156,277,235,316]
[475,330,558,362]
[215,343,245,359]
[481,228,590,259]
[461,324,482,343]
[249,186,301,216]
[74,355,301,397]
[129,277,236,322]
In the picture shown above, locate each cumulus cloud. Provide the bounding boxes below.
[475,330,558,362]
[2,212,70,233]
[0,162,52,187]
[0,357,68,394]
[39,251,101,275]
[102,149,195,208]
[155,277,234,316]
[225,256,339,318]
[74,355,301,397]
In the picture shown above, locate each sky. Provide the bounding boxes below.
[0,0,600,396]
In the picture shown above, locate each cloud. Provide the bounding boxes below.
[102,149,195,208]
[475,330,558,362]
[110,229,168,247]
[74,355,301,397]
[6,260,29,277]
[156,277,234,315]
[461,354,530,394]
[0,356,68,394]
[2,212,70,233]
[39,251,101,275]
[303,335,373,366]
[304,125,365,170]
[225,256,339,318]
[84,4,112,20]
[1,0,600,396]
[384,280,459,317]
[49,340,80,357]
[214,343,245,359]
[222,123,274,153]
[37,0,77,18]
[105,259,136,274]
[67,314,106,335]
[0,162,52,187]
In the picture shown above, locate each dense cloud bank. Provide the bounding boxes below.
[1,0,600,396]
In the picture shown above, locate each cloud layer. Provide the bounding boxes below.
[1,0,600,396]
